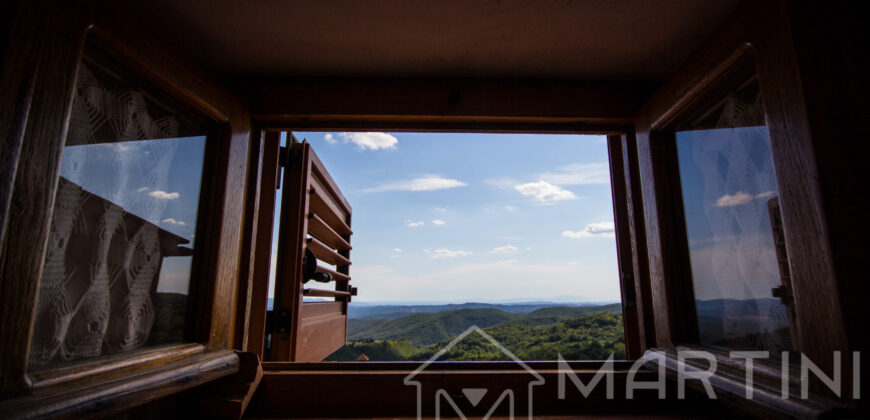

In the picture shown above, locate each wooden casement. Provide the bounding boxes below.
[269,137,354,362]
[633,0,867,416]
[0,0,253,417]
[607,134,654,360]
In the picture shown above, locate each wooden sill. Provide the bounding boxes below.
[0,349,238,419]
[27,343,204,393]
[261,360,637,372]
[246,361,722,418]
[649,347,849,419]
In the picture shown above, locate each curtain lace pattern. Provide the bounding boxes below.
[30,62,194,366]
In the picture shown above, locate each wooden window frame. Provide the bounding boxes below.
[632,1,858,417]
[0,2,252,417]
[233,127,667,416]
[237,126,646,363]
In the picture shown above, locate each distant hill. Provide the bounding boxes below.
[348,308,515,346]
[329,311,626,361]
[694,298,791,351]
[347,301,613,320]
[347,303,622,346]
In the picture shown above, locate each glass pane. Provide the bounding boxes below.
[676,71,794,353]
[29,53,207,368]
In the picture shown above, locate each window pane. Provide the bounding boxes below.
[29,53,207,368]
[676,72,794,353]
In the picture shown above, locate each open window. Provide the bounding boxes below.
[250,131,634,364]
[670,58,795,353]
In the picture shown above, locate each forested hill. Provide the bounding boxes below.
[329,311,626,361]
[347,303,622,346]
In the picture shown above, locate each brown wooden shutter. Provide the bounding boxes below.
[271,140,354,362]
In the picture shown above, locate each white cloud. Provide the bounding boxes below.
[714,190,777,207]
[537,163,610,186]
[505,206,517,211]
[431,249,472,259]
[562,221,615,238]
[148,190,179,200]
[363,176,467,193]
[515,180,576,204]
[406,220,424,227]
[490,245,518,255]
[329,132,398,150]
[392,248,403,253]
[714,191,753,207]
[434,207,447,212]
[137,187,149,192]
[431,219,446,226]
[161,218,187,226]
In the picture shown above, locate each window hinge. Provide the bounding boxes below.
[265,310,293,335]
[279,146,303,170]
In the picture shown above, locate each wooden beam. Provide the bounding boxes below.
[606,134,642,360]
[240,78,655,130]
[243,132,281,358]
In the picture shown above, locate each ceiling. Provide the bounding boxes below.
[124,0,740,81]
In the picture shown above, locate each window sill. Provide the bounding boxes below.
[649,346,851,418]
[0,348,237,418]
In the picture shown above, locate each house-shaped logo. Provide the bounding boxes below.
[403,325,545,420]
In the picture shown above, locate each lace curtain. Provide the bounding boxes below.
[30,61,195,366]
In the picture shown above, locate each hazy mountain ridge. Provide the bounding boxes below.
[347,301,615,320]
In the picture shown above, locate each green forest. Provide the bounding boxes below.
[327,305,625,361]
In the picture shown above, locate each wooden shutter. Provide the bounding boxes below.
[271,139,354,362]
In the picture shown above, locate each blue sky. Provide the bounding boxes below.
[272,132,622,304]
